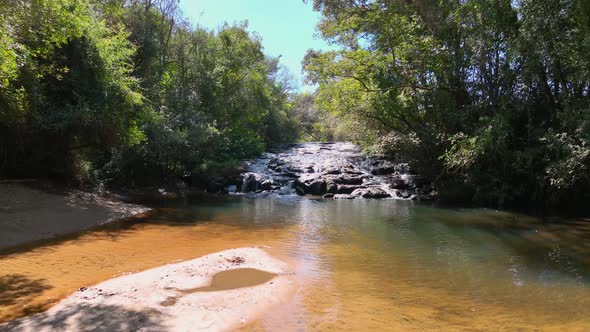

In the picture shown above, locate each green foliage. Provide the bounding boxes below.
[306,0,590,208]
[0,0,301,186]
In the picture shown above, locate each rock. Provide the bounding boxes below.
[241,174,257,193]
[334,194,355,199]
[261,180,274,191]
[412,175,431,187]
[206,178,227,193]
[237,142,428,200]
[306,180,327,196]
[389,175,410,190]
[284,172,299,178]
[350,187,390,199]
[241,173,268,193]
[324,169,341,175]
[286,167,303,174]
[336,185,366,194]
[292,179,305,195]
[397,191,412,199]
[323,193,335,199]
[344,169,364,175]
[326,183,338,194]
[293,178,327,196]
[371,166,397,175]
[334,174,364,185]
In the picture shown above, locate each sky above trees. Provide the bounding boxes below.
[179,0,335,92]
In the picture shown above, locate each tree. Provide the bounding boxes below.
[305,0,590,208]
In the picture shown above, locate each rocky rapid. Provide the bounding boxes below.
[235,142,434,200]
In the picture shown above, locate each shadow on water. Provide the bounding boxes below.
[0,304,166,332]
[0,197,246,258]
[0,275,52,306]
[381,203,590,283]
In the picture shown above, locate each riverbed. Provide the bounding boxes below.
[1,196,590,330]
[2,144,590,331]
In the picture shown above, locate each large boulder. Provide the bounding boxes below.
[306,180,327,195]
[261,180,274,191]
[326,182,338,194]
[293,178,327,196]
[241,173,268,193]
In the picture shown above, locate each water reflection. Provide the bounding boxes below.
[1,197,590,330]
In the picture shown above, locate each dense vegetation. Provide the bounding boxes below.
[0,0,301,186]
[2,0,589,210]
[305,0,590,209]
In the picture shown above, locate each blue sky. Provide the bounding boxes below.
[179,0,335,92]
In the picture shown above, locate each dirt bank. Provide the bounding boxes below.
[0,181,149,251]
[1,247,295,332]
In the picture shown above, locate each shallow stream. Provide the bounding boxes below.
[2,145,590,331]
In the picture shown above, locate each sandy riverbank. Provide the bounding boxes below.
[1,247,296,332]
[0,181,149,251]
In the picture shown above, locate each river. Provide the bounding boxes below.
[1,143,590,331]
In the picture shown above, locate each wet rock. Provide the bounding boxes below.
[292,179,305,195]
[334,174,364,185]
[292,177,329,196]
[238,142,434,200]
[326,183,338,194]
[334,194,355,199]
[241,173,267,193]
[344,171,364,176]
[323,193,335,199]
[350,187,390,199]
[371,167,396,175]
[305,180,327,196]
[412,175,431,187]
[336,185,366,194]
[206,178,227,193]
[397,191,412,199]
[389,175,410,190]
[261,180,274,191]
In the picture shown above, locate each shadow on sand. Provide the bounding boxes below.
[1,303,166,332]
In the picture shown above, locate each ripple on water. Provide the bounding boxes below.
[1,196,590,330]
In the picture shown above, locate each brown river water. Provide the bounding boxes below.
[2,195,590,330]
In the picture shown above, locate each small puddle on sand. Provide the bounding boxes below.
[160,268,277,306]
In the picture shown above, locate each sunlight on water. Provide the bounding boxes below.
[1,197,590,330]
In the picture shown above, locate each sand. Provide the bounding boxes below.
[1,247,296,332]
[0,181,149,250]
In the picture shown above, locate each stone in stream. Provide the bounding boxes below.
[241,174,258,192]
[350,187,390,199]
[261,180,274,191]
[324,169,341,175]
[237,142,434,200]
[389,175,410,190]
[326,183,338,194]
[336,185,366,194]
[293,179,327,196]
[333,174,364,185]
[307,180,327,195]
[241,173,269,193]
[333,194,355,199]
